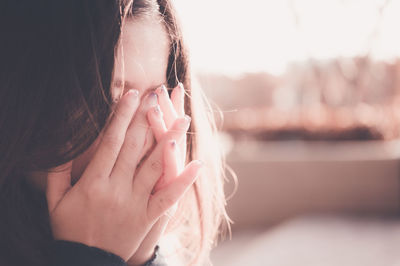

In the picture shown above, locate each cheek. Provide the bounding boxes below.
[71,136,101,184]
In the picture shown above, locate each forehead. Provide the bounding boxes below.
[113,17,170,97]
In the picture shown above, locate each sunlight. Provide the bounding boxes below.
[174,0,400,76]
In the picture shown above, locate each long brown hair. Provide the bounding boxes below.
[124,1,231,265]
[0,0,230,265]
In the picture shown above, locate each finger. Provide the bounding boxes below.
[177,144,185,174]
[147,160,203,221]
[179,134,187,173]
[46,161,73,213]
[147,105,167,142]
[139,126,155,164]
[170,83,186,166]
[171,82,185,117]
[132,116,191,198]
[156,85,177,129]
[153,139,179,193]
[111,92,158,183]
[84,89,139,179]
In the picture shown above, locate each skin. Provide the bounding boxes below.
[30,17,196,265]
[72,16,171,185]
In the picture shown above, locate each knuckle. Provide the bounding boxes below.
[126,138,140,151]
[150,159,163,172]
[107,188,125,209]
[85,183,125,209]
[102,133,123,148]
[115,157,133,177]
[84,182,106,200]
[158,196,174,210]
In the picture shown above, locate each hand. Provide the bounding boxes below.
[46,89,202,261]
[127,83,190,265]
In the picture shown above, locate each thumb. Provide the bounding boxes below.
[46,161,73,213]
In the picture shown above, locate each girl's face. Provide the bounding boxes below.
[70,17,170,184]
[28,17,170,190]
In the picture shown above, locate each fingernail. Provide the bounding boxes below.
[147,92,158,106]
[127,89,139,98]
[169,139,177,148]
[157,84,168,95]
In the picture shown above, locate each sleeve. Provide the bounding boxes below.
[49,240,168,266]
[49,240,127,266]
[142,245,168,266]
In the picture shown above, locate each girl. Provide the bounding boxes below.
[0,0,230,265]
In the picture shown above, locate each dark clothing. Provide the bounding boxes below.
[49,240,166,266]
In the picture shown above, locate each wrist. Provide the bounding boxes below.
[142,245,159,266]
[128,245,159,266]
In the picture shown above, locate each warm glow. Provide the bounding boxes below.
[174,0,400,76]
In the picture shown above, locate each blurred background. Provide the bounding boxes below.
[174,1,400,265]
